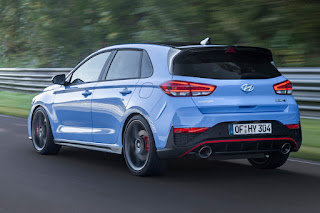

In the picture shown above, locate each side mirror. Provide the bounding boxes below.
[52,74,66,85]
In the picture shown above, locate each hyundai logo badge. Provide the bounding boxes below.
[241,84,254,92]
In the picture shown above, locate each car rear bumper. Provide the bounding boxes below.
[157,120,302,159]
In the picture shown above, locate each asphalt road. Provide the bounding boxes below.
[0,115,319,213]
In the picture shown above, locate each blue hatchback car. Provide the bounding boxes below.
[28,41,302,176]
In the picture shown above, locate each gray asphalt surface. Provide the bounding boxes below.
[0,114,319,213]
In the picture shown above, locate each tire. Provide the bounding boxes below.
[248,152,289,169]
[31,107,61,155]
[123,115,167,176]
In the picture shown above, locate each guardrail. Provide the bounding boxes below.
[0,67,319,118]
[280,68,320,118]
[0,68,71,93]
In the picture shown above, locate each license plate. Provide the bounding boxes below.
[230,123,272,135]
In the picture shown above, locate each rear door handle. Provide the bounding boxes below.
[82,90,92,97]
[119,88,132,95]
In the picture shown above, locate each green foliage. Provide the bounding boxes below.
[0,0,319,67]
[0,91,35,117]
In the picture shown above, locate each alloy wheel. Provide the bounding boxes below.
[124,120,150,171]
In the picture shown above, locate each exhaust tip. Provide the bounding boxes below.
[281,143,291,154]
[199,146,212,159]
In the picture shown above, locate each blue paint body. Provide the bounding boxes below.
[28,44,300,153]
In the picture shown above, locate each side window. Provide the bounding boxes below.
[70,52,111,84]
[141,51,153,78]
[106,50,141,80]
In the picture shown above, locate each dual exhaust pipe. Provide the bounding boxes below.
[197,142,291,159]
[198,146,213,159]
[281,142,291,154]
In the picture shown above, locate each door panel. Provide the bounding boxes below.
[52,83,97,142]
[91,79,138,144]
[91,49,142,144]
[51,51,111,142]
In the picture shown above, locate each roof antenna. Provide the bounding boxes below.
[200,37,211,45]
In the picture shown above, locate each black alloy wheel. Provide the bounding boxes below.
[123,115,167,176]
[31,107,61,155]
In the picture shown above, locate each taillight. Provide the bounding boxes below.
[174,127,209,133]
[273,80,292,95]
[160,81,216,97]
[285,124,300,129]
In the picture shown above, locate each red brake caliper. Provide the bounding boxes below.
[36,125,39,136]
[144,136,149,151]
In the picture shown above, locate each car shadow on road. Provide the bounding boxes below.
[53,146,319,183]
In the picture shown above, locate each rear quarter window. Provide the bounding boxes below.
[141,51,153,78]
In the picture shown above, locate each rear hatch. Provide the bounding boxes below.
[171,46,288,114]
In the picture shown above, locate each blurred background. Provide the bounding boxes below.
[0,1,319,162]
[0,0,319,68]
[0,2,320,212]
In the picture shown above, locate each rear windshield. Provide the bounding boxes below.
[172,49,281,79]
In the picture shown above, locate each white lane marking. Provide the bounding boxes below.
[289,158,320,166]
[0,114,27,120]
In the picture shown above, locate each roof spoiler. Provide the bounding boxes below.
[178,46,274,61]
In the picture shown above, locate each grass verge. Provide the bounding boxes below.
[0,91,36,117]
[291,119,320,161]
[0,90,319,161]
